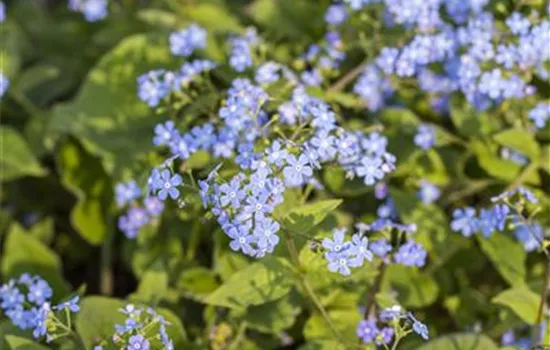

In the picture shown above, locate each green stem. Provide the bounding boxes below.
[100,220,114,295]
[8,88,42,116]
[327,60,367,93]
[284,234,345,346]
[533,258,550,346]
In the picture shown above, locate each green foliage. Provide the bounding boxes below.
[0,127,46,182]
[4,336,49,350]
[477,234,526,286]
[492,286,539,324]
[49,34,173,177]
[205,257,296,310]
[417,333,499,350]
[1,223,69,296]
[279,199,342,233]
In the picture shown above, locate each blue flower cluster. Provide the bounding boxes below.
[418,180,440,204]
[0,72,8,99]
[529,102,550,129]
[68,0,108,22]
[116,180,164,238]
[357,304,429,346]
[322,221,426,276]
[229,28,259,72]
[414,124,436,150]
[169,23,207,57]
[341,0,549,121]
[0,1,5,22]
[107,304,174,350]
[137,59,217,107]
[451,187,545,252]
[0,274,80,341]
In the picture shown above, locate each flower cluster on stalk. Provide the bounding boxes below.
[0,274,80,342]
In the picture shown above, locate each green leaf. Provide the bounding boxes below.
[298,341,346,350]
[280,199,342,233]
[76,296,187,349]
[381,265,439,308]
[49,34,174,177]
[187,3,243,33]
[248,0,325,40]
[131,267,169,304]
[177,267,219,299]
[4,336,49,350]
[28,217,54,244]
[1,223,69,296]
[493,128,540,160]
[478,234,526,286]
[56,139,111,245]
[0,321,31,350]
[471,140,539,184]
[233,294,301,334]
[323,167,370,197]
[0,127,46,182]
[417,333,499,350]
[450,97,494,137]
[205,257,296,310]
[303,308,361,343]
[492,286,539,324]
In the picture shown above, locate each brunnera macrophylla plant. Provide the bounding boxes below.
[1,0,550,349]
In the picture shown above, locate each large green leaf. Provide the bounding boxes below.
[493,128,540,160]
[4,336,49,350]
[1,223,69,297]
[0,127,46,182]
[248,0,325,40]
[56,139,112,245]
[280,199,342,233]
[205,257,296,310]
[303,308,361,344]
[49,34,173,177]
[416,333,499,350]
[187,3,243,33]
[76,296,187,349]
[382,265,439,308]
[232,294,301,334]
[492,286,539,324]
[478,234,526,286]
[471,140,539,184]
[131,267,169,304]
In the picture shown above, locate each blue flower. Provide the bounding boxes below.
[408,313,429,340]
[169,24,207,57]
[528,103,550,129]
[0,1,5,23]
[153,121,178,146]
[514,223,543,252]
[0,283,25,310]
[27,279,52,306]
[127,334,150,350]
[283,154,313,186]
[266,140,288,167]
[451,207,478,237]
[356,156,384,185]
[229,38,253,72]
[0,72,9,98]
[253,218,280,249]
[226,223,255,255]
[81,0,108,22]
[506,12,530,35]
[370,239,392,258]
[394,241,427,267]
[376,47,399,75]
[255,62,280,84]
[418,181,440,204]
[414,124,436,150]
[155,170,182,201]
[325,5,347,25]
[143,197,164,217]
[137,70,170,107]
[349,234,373,266]
[54,296,80,313]
[115,181,141,207]
[356,319,378,344]
[219,177,246,209]
[322,228,351,255]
